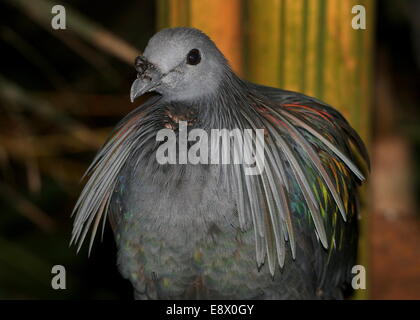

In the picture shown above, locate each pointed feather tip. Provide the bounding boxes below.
[289,239,296,260]
[76,240,83,254]
[341,210,347,222]
[69,233,92,257]
[277,249,285,269]
[318,231,329,249]
[69,231,77,247]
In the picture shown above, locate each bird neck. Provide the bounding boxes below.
[191,71,256,131]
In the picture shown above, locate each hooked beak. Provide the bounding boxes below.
[130,56,162,103]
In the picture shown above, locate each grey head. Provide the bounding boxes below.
[130,27,230,103]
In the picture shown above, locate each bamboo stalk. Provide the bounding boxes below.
[246,0,282,86]
[157,0,243,75]
[283,0,305,92]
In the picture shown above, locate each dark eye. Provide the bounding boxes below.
[186,49,201,65]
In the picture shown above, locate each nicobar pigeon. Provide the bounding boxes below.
[71,27,369,299]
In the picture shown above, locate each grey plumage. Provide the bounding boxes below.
[71,27,369,299]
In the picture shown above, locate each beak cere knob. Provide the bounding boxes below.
[134,56,146,74]
[130,56,162,103]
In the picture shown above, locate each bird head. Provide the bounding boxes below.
[130,27,230,104]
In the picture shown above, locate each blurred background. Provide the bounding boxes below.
[0,0,418,299]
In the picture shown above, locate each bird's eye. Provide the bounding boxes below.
[186,49,201,65]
